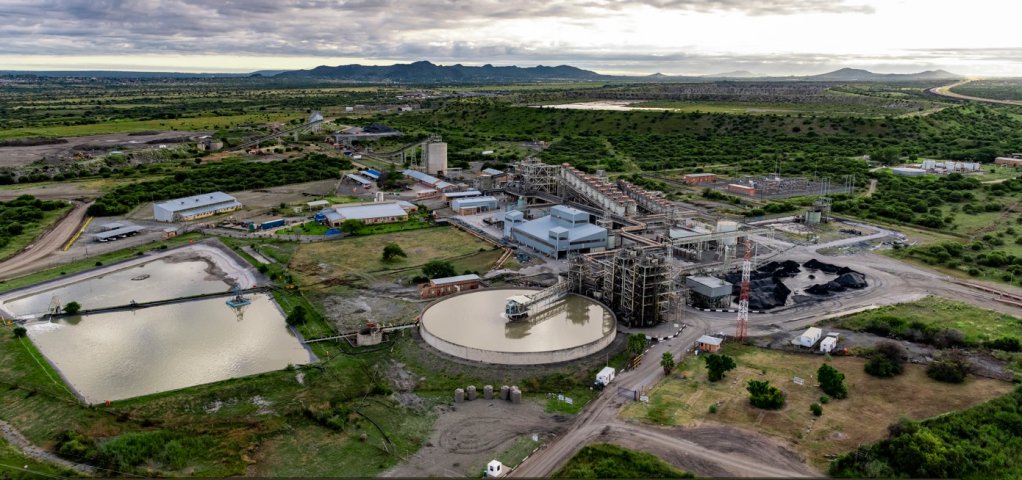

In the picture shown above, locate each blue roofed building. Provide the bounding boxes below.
[509,205,608,258]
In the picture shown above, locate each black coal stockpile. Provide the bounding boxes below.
[803,259,868,295]
[802,258,842,274]
[723,266,794,310]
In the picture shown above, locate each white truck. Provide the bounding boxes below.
[594,367,616,390]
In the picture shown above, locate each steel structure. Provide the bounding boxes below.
[735,237,753,341]
[511,158,561,194]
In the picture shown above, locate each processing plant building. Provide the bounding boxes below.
[153,192,242,222]
[506,205,608,258]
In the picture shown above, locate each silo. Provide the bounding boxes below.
[467,385,477,401]
[454,388,465,403]
[426,142,448,175]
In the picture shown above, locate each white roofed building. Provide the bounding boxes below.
[509,205,607,258]
[322,202,409,226]
[153,192,241,222]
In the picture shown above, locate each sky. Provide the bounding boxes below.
[0,0,1020,76]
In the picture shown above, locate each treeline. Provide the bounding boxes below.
[832,172,983,229]
[87,154,349,216]
[830,387,1022,479]
[382,102,1022,173]
[0,195,66,250]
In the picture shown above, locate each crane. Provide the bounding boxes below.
[735,236,753,341]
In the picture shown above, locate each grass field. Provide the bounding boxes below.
[0,113,299,140]
[289,226,499,283]
[826,296,1022,345]
[620,344,1014,470]
[553,443,693,478]
[0,437,80,478]
[0,204,72,262]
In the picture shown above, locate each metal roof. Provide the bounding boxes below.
[93,225,145,240]
[403,169,441,185]
[687,276,730,288]
[155,192,238,213]
[482,168,504,176]
[513,214,606,242]
[685,173,717,177]
[346,173,373,186]
[434,181,455,190]
[306,200,330,207]
[335,203,408,220]
[430,274,481,286]
[444,190,482,199]
[98,222,125,231]
[451,196,497,209]
[697,335,723,346]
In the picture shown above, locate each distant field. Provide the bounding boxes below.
[620,344,1013,470]
[0,113,298,140]
[951,79,1022,101]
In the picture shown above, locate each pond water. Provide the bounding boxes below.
[3,258,231,317]
[420,288,615,353]
[27,294,313,404]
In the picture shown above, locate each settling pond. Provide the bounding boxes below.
[5,244,313,404]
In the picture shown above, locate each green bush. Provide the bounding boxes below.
[865,342,905,378]
[817,363,848,399]
[553,443,693,478]
[747,380,785,410]
[12,326,26,338]
[986,337,1021,352]
[810,403,823,416]
[703,353,737,382]
[709,404,718,414]
[926,353,969,384]
[819,395,830,404]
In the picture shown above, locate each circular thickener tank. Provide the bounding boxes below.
[419,288,616,365]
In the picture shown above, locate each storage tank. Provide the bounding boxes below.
[426,142,448,175]
[891,167,927,177]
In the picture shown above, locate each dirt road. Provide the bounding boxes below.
[928,80,1022,106]
[0,201,89,281]
[0,419,96,475]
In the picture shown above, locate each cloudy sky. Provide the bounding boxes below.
[0,0,1020,76]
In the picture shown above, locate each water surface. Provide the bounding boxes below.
[27,294,313,404]
[421,288,614,353]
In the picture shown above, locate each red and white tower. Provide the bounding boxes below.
[735,237,752,341]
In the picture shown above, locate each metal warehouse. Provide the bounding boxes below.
[323,202,409,226]
[153,192,241,222]
[508,205,608,258]
[451,196,498,214]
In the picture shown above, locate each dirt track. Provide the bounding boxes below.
[928,80,1022,106]
[0,201,89,280]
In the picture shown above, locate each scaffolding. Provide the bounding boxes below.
[600,247,672,327]
[511,158,561,194]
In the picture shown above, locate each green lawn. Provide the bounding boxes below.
[276,222,333,236]
[826,296,1022,345]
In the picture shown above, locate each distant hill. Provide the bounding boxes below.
[274,60,605,83]
[808,68,961,82]
[702,70,759,78]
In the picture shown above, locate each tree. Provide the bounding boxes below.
[381,243,406,262]
[340,219,364,235]
[865,341,906,378]
[421,260,456,279]
[810,402,823,416]
[286,305,307,326]
[817,363,848,399]
[627,333,647,358]
[660,352,676,375]
[747,380,785,409]
[63,301,81,315]
[12,327,26,338]
[703,354,737,382]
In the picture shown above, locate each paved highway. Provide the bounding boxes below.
[928,80,1022,106]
